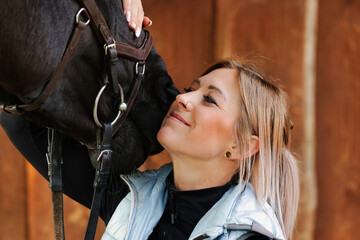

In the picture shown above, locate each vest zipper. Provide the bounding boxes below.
[168,184,176,224]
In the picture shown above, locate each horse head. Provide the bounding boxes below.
[0,0,179,174]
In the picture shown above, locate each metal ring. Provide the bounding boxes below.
[135,62,145,75]
[76,8,90,26]
[93,83,126,128]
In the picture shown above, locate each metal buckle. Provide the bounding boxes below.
[96,149,113,162]
[104,39,116,55]
[135,62,145,75]
[0,104,23,114]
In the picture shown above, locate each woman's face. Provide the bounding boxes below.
[157,68,241,160]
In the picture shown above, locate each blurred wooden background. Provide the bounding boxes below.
[0,0,359,239]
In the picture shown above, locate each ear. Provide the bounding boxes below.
[225,135,259,160]
[246,135,259,159]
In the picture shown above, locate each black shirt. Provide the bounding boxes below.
[148,172,232,240]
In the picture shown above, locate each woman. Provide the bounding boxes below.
[101,60,299,240]
[0,60,299,239]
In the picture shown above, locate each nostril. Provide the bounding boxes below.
[180,102,186,108]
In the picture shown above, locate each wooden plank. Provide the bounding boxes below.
[0,126,27,240]
[315,0,360,239]
[26,164,53,239]
[214,0,315,239]
[143,0,215,90]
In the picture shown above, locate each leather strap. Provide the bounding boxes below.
[116,31,154,61]
[0,14,89,115]
[112,68,144,135]
[79,0,153,96]
[79,0,153,61]
[46,129,65,240]
[84,123,113,240]
[79,0,113,45]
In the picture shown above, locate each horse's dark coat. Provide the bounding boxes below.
[0,0,179,174]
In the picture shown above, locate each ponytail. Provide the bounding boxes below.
[279,149,299,238]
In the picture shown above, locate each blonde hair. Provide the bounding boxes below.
[203,60,300,239]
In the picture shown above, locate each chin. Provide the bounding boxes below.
[157,127,175,152]
[156,127,166,147]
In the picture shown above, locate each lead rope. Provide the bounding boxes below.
[46,129,65,240]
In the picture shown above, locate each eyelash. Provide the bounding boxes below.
[184,87,192,93]
[183,88,218,106]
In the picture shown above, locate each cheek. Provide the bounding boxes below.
[199,113,235,143]
[183,113,236,159]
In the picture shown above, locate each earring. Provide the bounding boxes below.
[224,151,232,159]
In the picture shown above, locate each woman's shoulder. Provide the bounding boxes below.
[189,183,286,240]
[227,184,286,239]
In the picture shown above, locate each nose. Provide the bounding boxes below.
[176,93,192,111]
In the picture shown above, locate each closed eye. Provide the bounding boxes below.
[203,95,218,106]
[184,87,193,93]
[185,87,218,107]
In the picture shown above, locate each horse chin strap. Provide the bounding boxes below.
[85,123,113,240]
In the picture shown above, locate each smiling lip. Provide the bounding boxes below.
[169,112,190,126]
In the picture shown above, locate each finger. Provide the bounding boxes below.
[143,16,152,28]
[135,7,144,37]
[123,0,132,23]
[129,0,138,32]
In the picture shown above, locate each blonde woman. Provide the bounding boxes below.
[1,59,299,239]
[102,60,299,240]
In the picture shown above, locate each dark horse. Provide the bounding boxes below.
[0,0,179,174]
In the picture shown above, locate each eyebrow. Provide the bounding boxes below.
[192,79,227,101]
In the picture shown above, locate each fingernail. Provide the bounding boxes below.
[148,20,153,26]
[130,22,136,29]
[135,28,141,37]
[126,11,131,23]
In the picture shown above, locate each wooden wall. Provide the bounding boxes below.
[315,0,360,239]
[0,0,359,239]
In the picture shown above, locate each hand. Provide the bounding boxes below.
[123,0,152,37]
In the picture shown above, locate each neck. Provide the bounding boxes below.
[171,154,237,191]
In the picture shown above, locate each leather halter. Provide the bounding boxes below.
[0,0,154,135]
